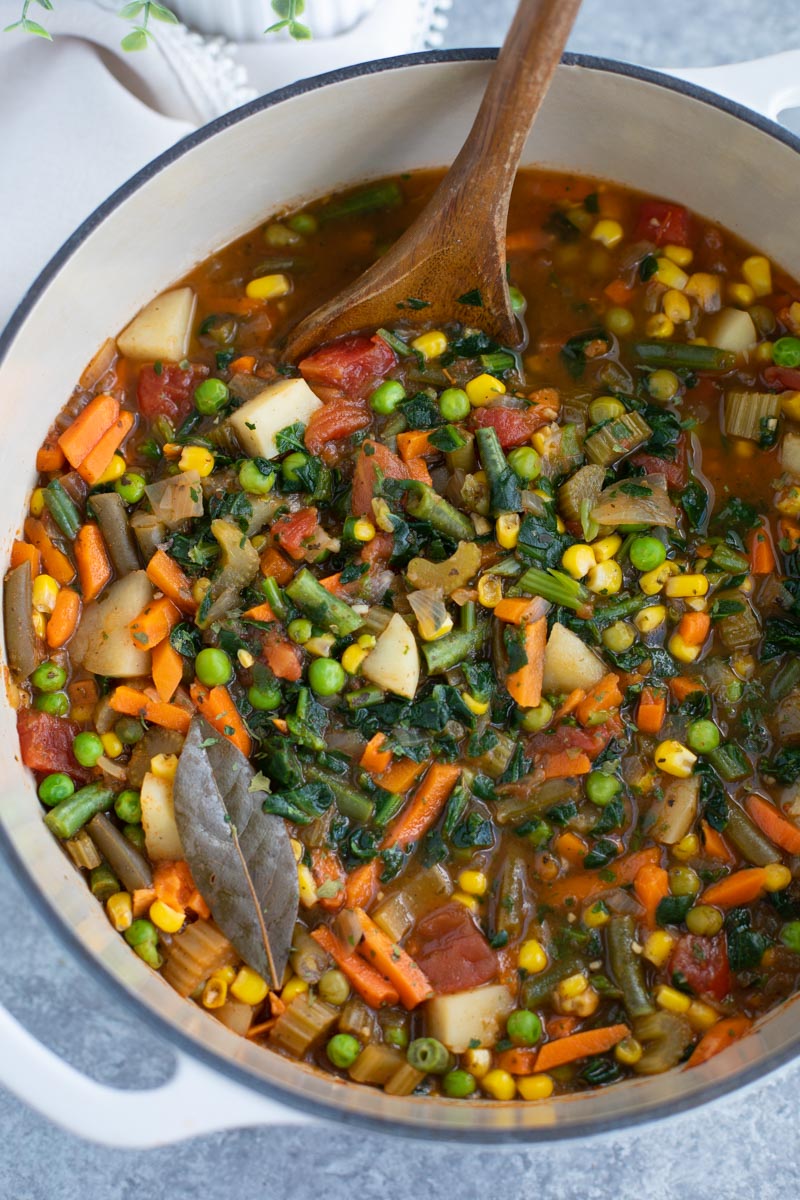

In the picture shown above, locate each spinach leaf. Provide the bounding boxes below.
[451,812,495,850]
[761,617,800,661]
[583,838,619,869]
[560,330,609,380]
[401,391,443,429]
[726,907,769,973]
[762,746,800,785]
[680,479,708,530]
[274,422,308,455]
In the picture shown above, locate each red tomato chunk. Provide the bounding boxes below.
[137,362,208,425]
[299,334,396,399]
[670,934,731,1002]
[17,709,88,781]
[634,200,692,247]
[407,903,498,994]
[469,405,548,448]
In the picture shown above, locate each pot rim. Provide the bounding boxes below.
[2,49,800,1142]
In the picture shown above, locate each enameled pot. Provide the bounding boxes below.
[2,49,800,1147]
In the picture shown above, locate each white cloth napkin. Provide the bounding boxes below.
[0,0,447,330]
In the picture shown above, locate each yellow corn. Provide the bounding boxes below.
[643,931,675,967]
[763,863,793,892]
[96,454,127,484]
[481,1069,516,1101]
[100,731,124,759]
[231,965,269,1006]
[341,644,368,675]
[357,633,377,650]
[237,648,255,669]
[297,863,318,908]
[590,218,624,248]
[614,1037,643,1066]
[477,574,503,608]
[655,985,692,1015]
[246,273,291,301]
[728,282,755,308]
[561,543,596,580]
[654,739,697,779]
[662,289,692,323]
[463,1048,492,1078]
[496,513,520,549]
[645,313,675,339]
[150,753,178,782]
[201,976,228,1009]
[149,899,185,934]
[638,560,679,595]
[106,891,133,932]
[466,373,506,407]
[517,1074,554,1101]
[634,603,667,633]
[663,244,694,268]
[781,391,800,421]
[672,833,700,861]
[557,974,588,1002]
[742,254,772,297]
[586,560,622,596]
[655,258,689,290]
[591,534,622,562]
[32,573,60,614]
[29,487,46,517]
[352,518,376,543]
[685,272,721,312]
[31,611,47,639]
[518,939,548,974]
[790,301,800,332]
[215,965,237,986]
[451,891,479,913]
[668,632,701,665]
[462,692,490,716]
[687,1001,719,1033]
[583,901,610,928]
[289,838,303,863]
[411,330,448,360]
[179,446,215,477]
[192,577,211,606]
[458,870,488,897]
[371,497,395,532]
[281,976,309,1005]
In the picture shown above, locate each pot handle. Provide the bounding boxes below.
[662,51,800,123]
[0,1003,311,1146]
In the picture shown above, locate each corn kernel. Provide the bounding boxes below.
[201,976,228,1009]
[663,244,694,268]
[763,863,793,892]
[685,272,721,312]
[458,869,488,897]
[106,891,132,932]
[352,518,376,543]
[214,965,237,986]
[592,534,622,562]
[561,543,596,580]
[192,577,211,605]
[668,632,701,664]
[297,863,318,908]
[517,1073,555,1101]
[462,692,490,716]
[558,973,588,1001]
[452,890,479,913]
[742,254,772,297]
[790,301,800,332]
[341,644,368,675]
[31,611,47,638]
[481,1069,516,1101]
[583,901,610,928]
[781,391,800,420]
[411,330,448,360]
[555,515,566,534]
[246,273,291,301]
[645,313,675,339]
[638,561,679,595]
[281,975,309,1005]
[371,497,395,533]
[150,753,178,782]
[231,965,269,1006]
[466,373,507,407]
[29,487,46,517]
[149,899,185,934]
[357,633,377,650]
[654,739,698,779]
[519,939,548,974]
[655,257,689,290]
[615,1036,644,1066]
[643,931,675,967]
[100,731,123,759]
[179,446,215,477]
[477,574,503,608]
[655,985,692,1015]
[32,573,60,614]
[776,486,800,517]
[496,513,520,549]
[635,603,667,633]
[672,833,700,861]
[237,648,255,669]
[728,281,755,308]
[463,1048,492,1078]
[586,560,622,596]
[590,218,624,248]
[289,837,303,863]
[96,454,127,485]
[687,1000,719,1033]
[662,289,691,324]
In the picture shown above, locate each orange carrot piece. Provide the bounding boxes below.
[46,587,82,649]
[670,675,705,703]
[11,540,40,578]
[701,867,769,909]
[344,861,381,911]
[152,638,184,703]
[74,524,112,602]
[748,522,776,575]
[260,546,295,586]
[353,908,432,1009]
[535,1024,630,1072]
[678,611,711,646]
[636,685,667,735]
[604,278,634,305]
[76,411,135,485]
[746,793,800,855]
[230,355,256,374]
[701,820,736,864]
[36,441,66,473]
[318,573,348,597]
[23,517,75,585]
[378,757,426,794]
[397,430,435,461]
[553,688,586,724]
[541,750,592,780]
[687,1016,752,1067]
[129,596,181,650]
[242,601,276,622]
[310,848,347,912]
[555,831,588,867]
[189,682,251,756]
[152,860,200,912]
[576,673,623,726]
[778,518,800,552]
[110,685,192,733]
[506,616,546,709]
[146,549,197,614]
[496,1047,540,1075]
[383,762,462,854]
[634,862,670,928]
[404,456,433,485]
[505,228,548,253]
[132,888,157,919]
[543,847,661,907]
[310,926,400,1007]
[58,394,119,469]
[494,598,539,625]
[360,732,393,775]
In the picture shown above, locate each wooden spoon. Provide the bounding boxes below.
[285,0,583,361]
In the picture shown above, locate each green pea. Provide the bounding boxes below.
[317,968,350,1006]
[629,536,666,572]
[669,865,701,896]
[605,306,635,337]
[115,789,142,824]
[73,731,104,768]
[585,771,621,806]
[442,1069,477,1098]
[287,212,318,236]
[194,378,230,415]
[195,647,233,687]
[506,1009,542,1047]
[124,918,158,948]
[247,683,282,712]
[326,1033,361,1069]
[38,773,75,807]
[288,618,313,645]
[308,657,346,696]
[124,824,147,852]
[239,459,276,495]
[34,691,70,717]
[509,286,527,314]
[114,472,147,504]
[369,380,406,415]
[438,388,471,422]
[508,445,541,482]
[687,719,721,754]
[114,716,145,745]
[520,699,553,732]
[282,451,309,483]
[780,921,800,952]
[773,336,800,368]
[686,905,724,937]
[384,1025,409,1050]
[407,1037,451,1075]
[31,660,67,693]
[265,222,301,247]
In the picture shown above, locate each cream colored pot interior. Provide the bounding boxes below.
[1,56,798,1137]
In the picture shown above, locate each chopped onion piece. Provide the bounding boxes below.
[145,470,204,527]
[591,473,678,528]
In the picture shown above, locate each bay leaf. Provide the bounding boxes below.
[173,715,298,988]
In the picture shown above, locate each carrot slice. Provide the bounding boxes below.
[24,517,75,585]
[535,1024,630,1072]
[506,616,546,709]
[576,673,622,726]
[58,394,119,469]
[636,685,667,735]
[552,688,585,725]
[555,831,588,867]
[604,278,634,305]
[634,862,670,929]
[496,1047,540,1075]
[746,794,800,855]
[344,861,381,911]
[242,601,276,622]
[310,848,347,912]
[10,540,40,578]
[146,549,196,614]
[747,522,776,575]
[360,732,393,775]
[494,598,540,625]
[383,762,462,854]
[677,611,711,646]
[353,908,432,1009]
[543,847,661,907]
[377,757,426,794]
[36,440,66,473]
[701,820,736,863]
[541,750,592,780]
[110,685,191,733]
[74,523,112,602]
[190,682,251,756]
[701,867,769,909]
[129,596,181,650]
[76,410,135,485]
[397,430,435,461]
[229,355,256,374]
[46,587,81,649]
[310,926,399,1007]
[687,1016,752,1067]
[152,638,184,703]
[669,675,705,703]
[259,546,294,586]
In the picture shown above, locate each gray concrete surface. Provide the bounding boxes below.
[2,1,800,1196]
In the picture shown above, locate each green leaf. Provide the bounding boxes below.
[3,20,24,31]
[35,0,55,9]
[264,19,289,33]
[288,20,312,39]
[121,27,149,50]
[150,3,179,22]
[21,17,52,37]
[271,0,293,14]
[118,1,145,17]
[457,289,483,308]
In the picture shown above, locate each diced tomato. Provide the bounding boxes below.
[359,532,394,564]
[469,405,549,448]
[304,397,371,459]
[670,934,731,1002]
[17,709,89,780]
[406,903,498,995]
[262,632,303,682]
[137,362,208,425]
[634,200,692,247]
[765,365,800,391]
[272,507,318,561]
[351,439,408,516]
[630,434,688,490]
[530,716,622,761]
[299,334,396,399]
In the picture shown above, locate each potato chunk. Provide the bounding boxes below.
[426,985,514,1054]
[542,621,606,694]
[228,377,322,460]
[117,287,196,361]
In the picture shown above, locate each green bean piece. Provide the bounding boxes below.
[285,568,364,637]
[442,784,469,838]
[520,954,586,1008]
[403,481,475,542]
[90,863,121,902]
[344,687,386,709]
[706,743,750,782]
[90,491,141,575]
[632,340,736,370]
[421,624,488,674]
[4,561,41,679]
[43,480,81,540]
[475,425,521,516]
[608,915,656,1019]
[304,765,374,823]
[724,803,778,867]
[320,181,402,221]
[374,790,405,827]
[44,784,115,840]
[259,575,288,621]
[406,1037,452,1075]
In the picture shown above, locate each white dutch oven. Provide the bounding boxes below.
[2,49,800,1148]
